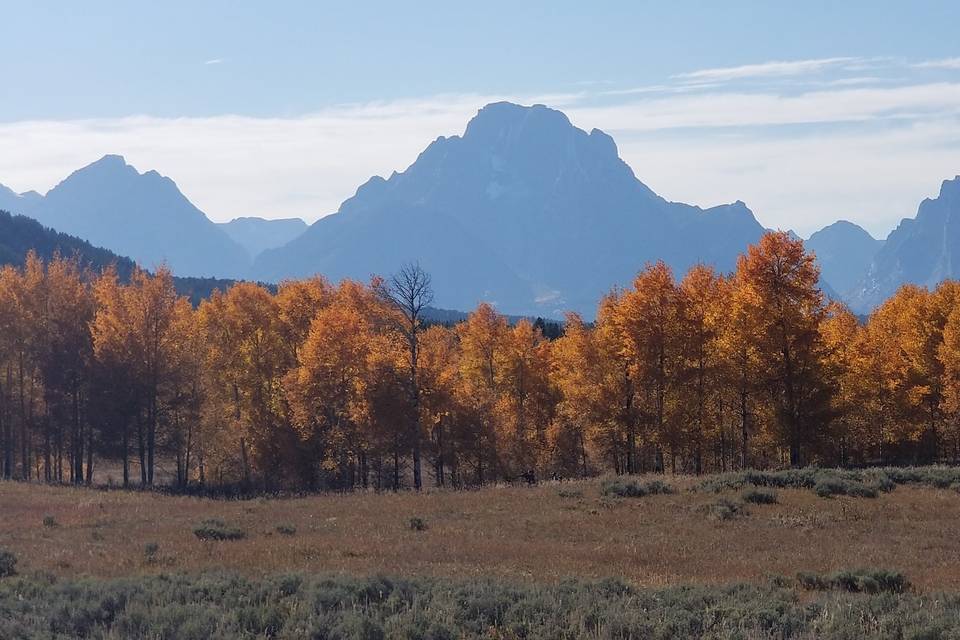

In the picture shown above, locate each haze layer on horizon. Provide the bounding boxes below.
[1,1,958,237]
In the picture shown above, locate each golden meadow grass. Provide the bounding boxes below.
[2,475,958,590]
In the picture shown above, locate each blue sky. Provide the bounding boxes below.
[1,1,959,236]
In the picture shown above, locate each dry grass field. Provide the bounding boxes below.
[2,473,959,591]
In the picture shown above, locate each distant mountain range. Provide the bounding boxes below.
[847,176,960,312]
[253,102,766,314]
[0,101,956,315]
[806,220,884,299]
[0,207,531,323]
[218,217,307,260]
[0,208,243,305]
[0,157,309,278]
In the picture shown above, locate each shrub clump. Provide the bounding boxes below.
[409,517,427,532]
[42,515,57,528]
[144,542,160,560]
[699,498,746,521]
[797,568,909,594]
[742,488,778,504]
[600,477,675,498]
[275,524,297,536]
[0,548,16,577]
[814,478,878,499]
[697,468,820,492]
[193,518,246,541]
[557,488,583,499]
[697,466,960,495]
[0,571,950,637]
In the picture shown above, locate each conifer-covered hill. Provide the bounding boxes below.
[0,209,245,305]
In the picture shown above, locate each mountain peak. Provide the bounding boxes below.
[90,153,132,169]
[588,127,618,156]
[0,183,42,217]
[255,102,764,315]
[29,155,250,278]
[845,176,960,312]
[463,102,576,145]
[66,154,140,183]
[219,216,308,260]
[97,153,127,164]
[807,219,883,298]
[810,219,877,241]
[468,101,569,127]
[939,176,960,198]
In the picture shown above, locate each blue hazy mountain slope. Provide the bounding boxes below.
[25,155,249,278]
[253,102,766,315]
[806,220,883,297]
[850,177,960,313]
[0,183,42,218]
[259,200,534,312]
[0,208,250,306]
[218,216,307,260]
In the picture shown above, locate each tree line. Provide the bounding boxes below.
[2,231,960,490]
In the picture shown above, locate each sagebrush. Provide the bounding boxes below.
[1,571,953,639]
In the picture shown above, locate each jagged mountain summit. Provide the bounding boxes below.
[849,177,960,313]
[806,220,883,297]
[0,155,249,278]
[253,102,766,315]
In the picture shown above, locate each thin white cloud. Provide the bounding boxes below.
[673,57,861,82]
[914,57,960,70]
[599,82,722,97]
[204,58,224,65]
[570,82,960,131]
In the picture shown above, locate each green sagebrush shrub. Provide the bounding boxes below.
[797,568,909,594]
[742,488,778,504]
[408,517,427,532]
[600,477,675,498]
[0,548,16,577]
[697,465,960,495]
[0,571,947,639]
[813,478,878,498]
[699,498,746,521]
[193,518,246,541]
[698,467,911,498]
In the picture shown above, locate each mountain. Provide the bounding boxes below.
[5,155,250,279]
[849,177,960,313]
[253,102,766,315]
[218,216,307,260]
[806,220,882,296]
[0,183,41,216]
[0,208,248,305]
[0,208,134,276]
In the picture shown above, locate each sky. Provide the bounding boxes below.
[1,1,958,237]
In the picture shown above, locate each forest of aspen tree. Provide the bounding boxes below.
[1,230,960,492]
